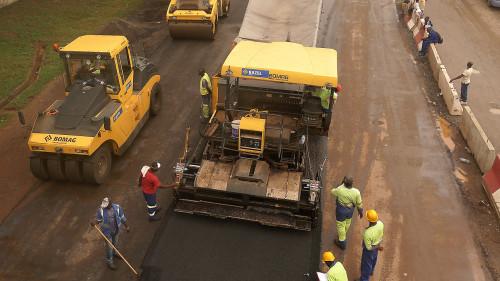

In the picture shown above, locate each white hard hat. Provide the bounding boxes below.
[101,197,110,208]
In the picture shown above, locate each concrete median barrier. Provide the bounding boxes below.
[412,19,424,49]
[438,67,463,116]
[460,106,496,173]
[427,44,442,81]
[482,155,500,220]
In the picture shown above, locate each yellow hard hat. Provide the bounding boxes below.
[322,251,335,262]
[366,209,379,222]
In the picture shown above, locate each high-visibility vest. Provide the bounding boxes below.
[312,87,332,110]
[326,261,348,281]
[200,73,212,96]
[363,221,384,250]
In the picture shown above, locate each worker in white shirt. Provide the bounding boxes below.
[450,62,480,105]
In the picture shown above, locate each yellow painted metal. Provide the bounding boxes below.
[166,0,219,39]
[238,116,266,156]
[60,35,129,58]
[211,74,219,111]
[27,75,160,156]
[28,35,161,157]
[221,41,338,87]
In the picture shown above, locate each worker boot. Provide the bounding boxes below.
[149,213,161,222]
[107,261,117,270]
[334,239,347,250]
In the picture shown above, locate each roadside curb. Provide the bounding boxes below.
[401,1,499,217]
[460,106,496,173]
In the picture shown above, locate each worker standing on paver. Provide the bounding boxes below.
[140,161,177,221]
[331,176,363,250]
[449,62,480,105]
[312,86,337,112]
[323,251,348,281]
[357,209,384,281]
[90,197,130,270]
[198,68,212,120]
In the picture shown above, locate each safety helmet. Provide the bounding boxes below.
[151,161,161,171]
[366,209,378,222]
[322,251,335,262]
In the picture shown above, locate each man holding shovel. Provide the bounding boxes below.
[90,197,130,270]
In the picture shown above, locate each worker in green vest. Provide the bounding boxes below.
[331,176,363,250]
[322,251,348,281]
[356,209,384,281]
[312,86,337,112]
[198,68,212,119]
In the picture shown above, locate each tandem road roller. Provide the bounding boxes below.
[174,41,339,231]
[166,0,230,39]
[27,35,162,184]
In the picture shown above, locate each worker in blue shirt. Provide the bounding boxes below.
[356,209,384,281]
[90,197,130,270]
[419,27,442,56]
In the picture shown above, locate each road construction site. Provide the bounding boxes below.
[0,0,499,280]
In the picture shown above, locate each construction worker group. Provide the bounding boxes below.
[91,160,177,270]
[323,176,384,281]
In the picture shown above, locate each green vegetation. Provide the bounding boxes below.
[0,0,144,109]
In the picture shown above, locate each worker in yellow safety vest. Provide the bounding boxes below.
[322,251,348,281]
[312,86,338,112]
[356,210,384,281]
[331,176,363,250]
[198,68,212,119]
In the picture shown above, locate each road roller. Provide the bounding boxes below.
[27,35,162,184]
[166,0,230,40]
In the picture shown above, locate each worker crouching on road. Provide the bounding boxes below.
[140,161,177,221]
[357,210,384,281]
[90,197,130,270]
[331,176,363,250]
[198,68,212,120]
[323,251,348,281]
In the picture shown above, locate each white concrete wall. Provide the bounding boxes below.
[460,106,496,173]
[437,65,463,116]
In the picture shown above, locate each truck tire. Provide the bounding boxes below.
[65,159,84,183]
[82,145,112,185]
[223,0,230,17]
[30,155,49,180]
[209,20,217,40]
[46,158,66,181]
[150,83,162,116]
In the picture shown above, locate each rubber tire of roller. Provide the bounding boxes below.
[65,159,84,183]
[150,83,162,117]
[208,21,216,40]
[82,145,112,185]
[222,0,230,17]
[46,158,66,181]
[30,155,49,180]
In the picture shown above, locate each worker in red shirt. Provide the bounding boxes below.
[140,161,177,221]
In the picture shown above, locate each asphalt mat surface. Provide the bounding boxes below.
[141,211,320,281]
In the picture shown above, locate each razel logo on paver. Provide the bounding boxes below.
[44,135,52,142]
